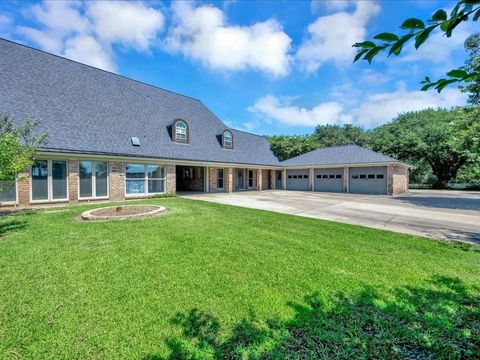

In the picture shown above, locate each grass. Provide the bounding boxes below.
[0,198,479,359]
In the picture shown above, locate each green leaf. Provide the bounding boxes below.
[400,18,425,29]
[373,32,399,42]
[415,26,435,49]
[445,14,469,37]
[431,9,447,22]
[440,20,452,32]
[473,8,480,21]
[447,69,468,78]
[420,83,435,91]
[353,48,368,62]
[364,46,384,63]
[388,33,415,56]
[435,79,459,92]
[420,76,431,84]
[352,41,376,49]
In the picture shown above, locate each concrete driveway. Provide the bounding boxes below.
[183,190,480,245]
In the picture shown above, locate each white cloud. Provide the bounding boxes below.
[297,0,380,73]
[249,84,466,129]
[64,35,115,71]
[164,2,292,77]
[351,84,467,127]
[13,1,164,72]
[360,69,390,86]
[311,0,353,13]
[87,1,164,51]
[249,95,351,127]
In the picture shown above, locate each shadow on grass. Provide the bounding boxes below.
[147,276,480,359]
[0,211,31,237]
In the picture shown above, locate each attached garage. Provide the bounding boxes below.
[286,169,309,191]
[349,166,387,195]
[314,168,343,193]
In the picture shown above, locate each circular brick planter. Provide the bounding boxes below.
[81,205,167,221]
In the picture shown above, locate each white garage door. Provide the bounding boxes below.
[349,167,387,195]
[314,168,343,193]
[286,169,309,191]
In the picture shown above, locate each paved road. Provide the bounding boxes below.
[183,190,480,245]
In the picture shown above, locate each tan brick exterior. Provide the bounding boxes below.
[309,168,314,191]
[208,167,227,193]
[389,164,409,195]
[17,169,30,206]
[262,169,270,190]
[109,161,125,201]
[226,167,233,193]
[166,164,176,194]
[343,167,349,193]
[68,160,79,202]
[256,169,262,191]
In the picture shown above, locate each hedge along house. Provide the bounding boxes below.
[0,39,408,207]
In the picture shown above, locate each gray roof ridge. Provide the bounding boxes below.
[0,37,202,104]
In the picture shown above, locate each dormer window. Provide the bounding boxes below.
[173,120,188,143]
[222,130,233,149]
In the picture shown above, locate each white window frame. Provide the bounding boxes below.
[78,161,109,200]
[175,121,187,141]
[125,163,166,197]
[0,177,18,205]
[30,159,69,203]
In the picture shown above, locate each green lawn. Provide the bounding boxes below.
[1,198,479,359]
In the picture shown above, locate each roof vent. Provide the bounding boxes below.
[131,137,140,146]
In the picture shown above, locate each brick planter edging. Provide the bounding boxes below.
[81,205,167,221]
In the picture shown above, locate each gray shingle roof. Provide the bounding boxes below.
[280,145,399,167]
[0,39,279,166]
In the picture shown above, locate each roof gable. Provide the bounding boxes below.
[280,145,399,167]
[0,39,279,166]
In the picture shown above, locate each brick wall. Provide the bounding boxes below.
[390,164,409,195]
[17,169,30,206]
[109,161,125,201]
[262,169,270,190]
[68,160,78,202]
[166,164,176,193]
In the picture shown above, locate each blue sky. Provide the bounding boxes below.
[0,0,472,135]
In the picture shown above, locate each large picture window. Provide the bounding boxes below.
[126,163,165,196]
[0,180,16,204]
[31,160,68,202]
[79,161,108,199]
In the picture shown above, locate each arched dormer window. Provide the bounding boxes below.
[222,130,233,149]
[173,120,188,143]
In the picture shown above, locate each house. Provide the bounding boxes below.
[0,39,408,207]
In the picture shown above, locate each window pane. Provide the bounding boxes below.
[126,180,145,194]
[52,161,67,199]
[126,164,145,179]
[147,164,164,178]
[0,181,16,202]
[148,179,164,194]
[31,160,48,200]
[95,162,108,197]
[79,161,93,198]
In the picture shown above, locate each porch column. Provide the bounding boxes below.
[226,167,233,193]
[257,169,262,191]
[282,169,287,190]
[205,166,209,192]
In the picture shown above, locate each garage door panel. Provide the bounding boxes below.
[349,167,387,195]
[314,168,343,193]
[286,169,309,191]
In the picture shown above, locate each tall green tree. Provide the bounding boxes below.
[354,0,480,93]
[267,135,318,161]
[370,109,472,187]
[459,33,480,105]
[313,124,369,148]
[0,115,48,194]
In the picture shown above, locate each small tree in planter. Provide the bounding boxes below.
[0,115,48,207]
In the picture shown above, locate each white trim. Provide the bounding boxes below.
[30,159,69,203]
[78,160,110,200]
